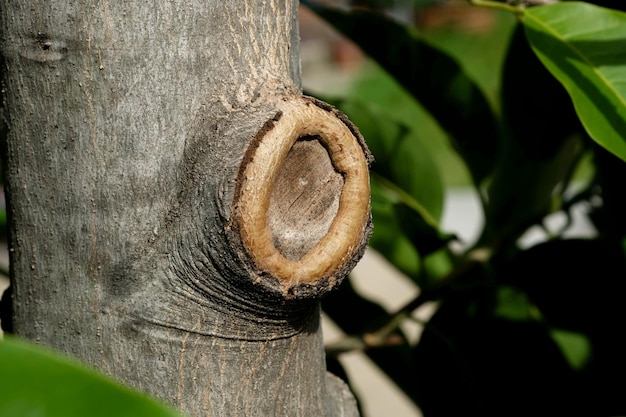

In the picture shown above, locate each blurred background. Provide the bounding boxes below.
[299,1,607,416]
[301,3,501,416]
[300,3,483,416]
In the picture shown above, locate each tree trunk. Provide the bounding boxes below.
[0,1,371,416]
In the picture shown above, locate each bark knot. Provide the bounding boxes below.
[230,95,372,296]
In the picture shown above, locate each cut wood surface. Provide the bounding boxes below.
[233,96,372,291]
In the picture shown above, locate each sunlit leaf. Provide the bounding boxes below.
[522,1,626,162]
[423,11,517,113]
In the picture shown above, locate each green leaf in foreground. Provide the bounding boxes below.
[522,1,626,162]
[0,337,183,417]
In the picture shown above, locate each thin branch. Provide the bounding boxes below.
[326,246,495,356]
[372,172,441,230]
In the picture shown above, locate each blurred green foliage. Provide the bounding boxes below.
[305,1,626,415]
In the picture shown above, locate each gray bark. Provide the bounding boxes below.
[1,1,367,416]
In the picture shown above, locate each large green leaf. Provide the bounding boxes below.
[522,2,626,162]
[304,1,499,186]
[0,337,183,417]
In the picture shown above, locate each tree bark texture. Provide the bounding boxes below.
[1,1,371,416]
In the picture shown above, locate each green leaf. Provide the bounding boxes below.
[522,2,626,162]
[304,1,499,185]
[370,176,421,278]
[422,11,517,113]
[0,337,183,417]
[393,203,455,257]
[493,285,537,322]
[550,329,591,371]
[336,98,444,222]
[324,96,448,278]
[348,64,473,187]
